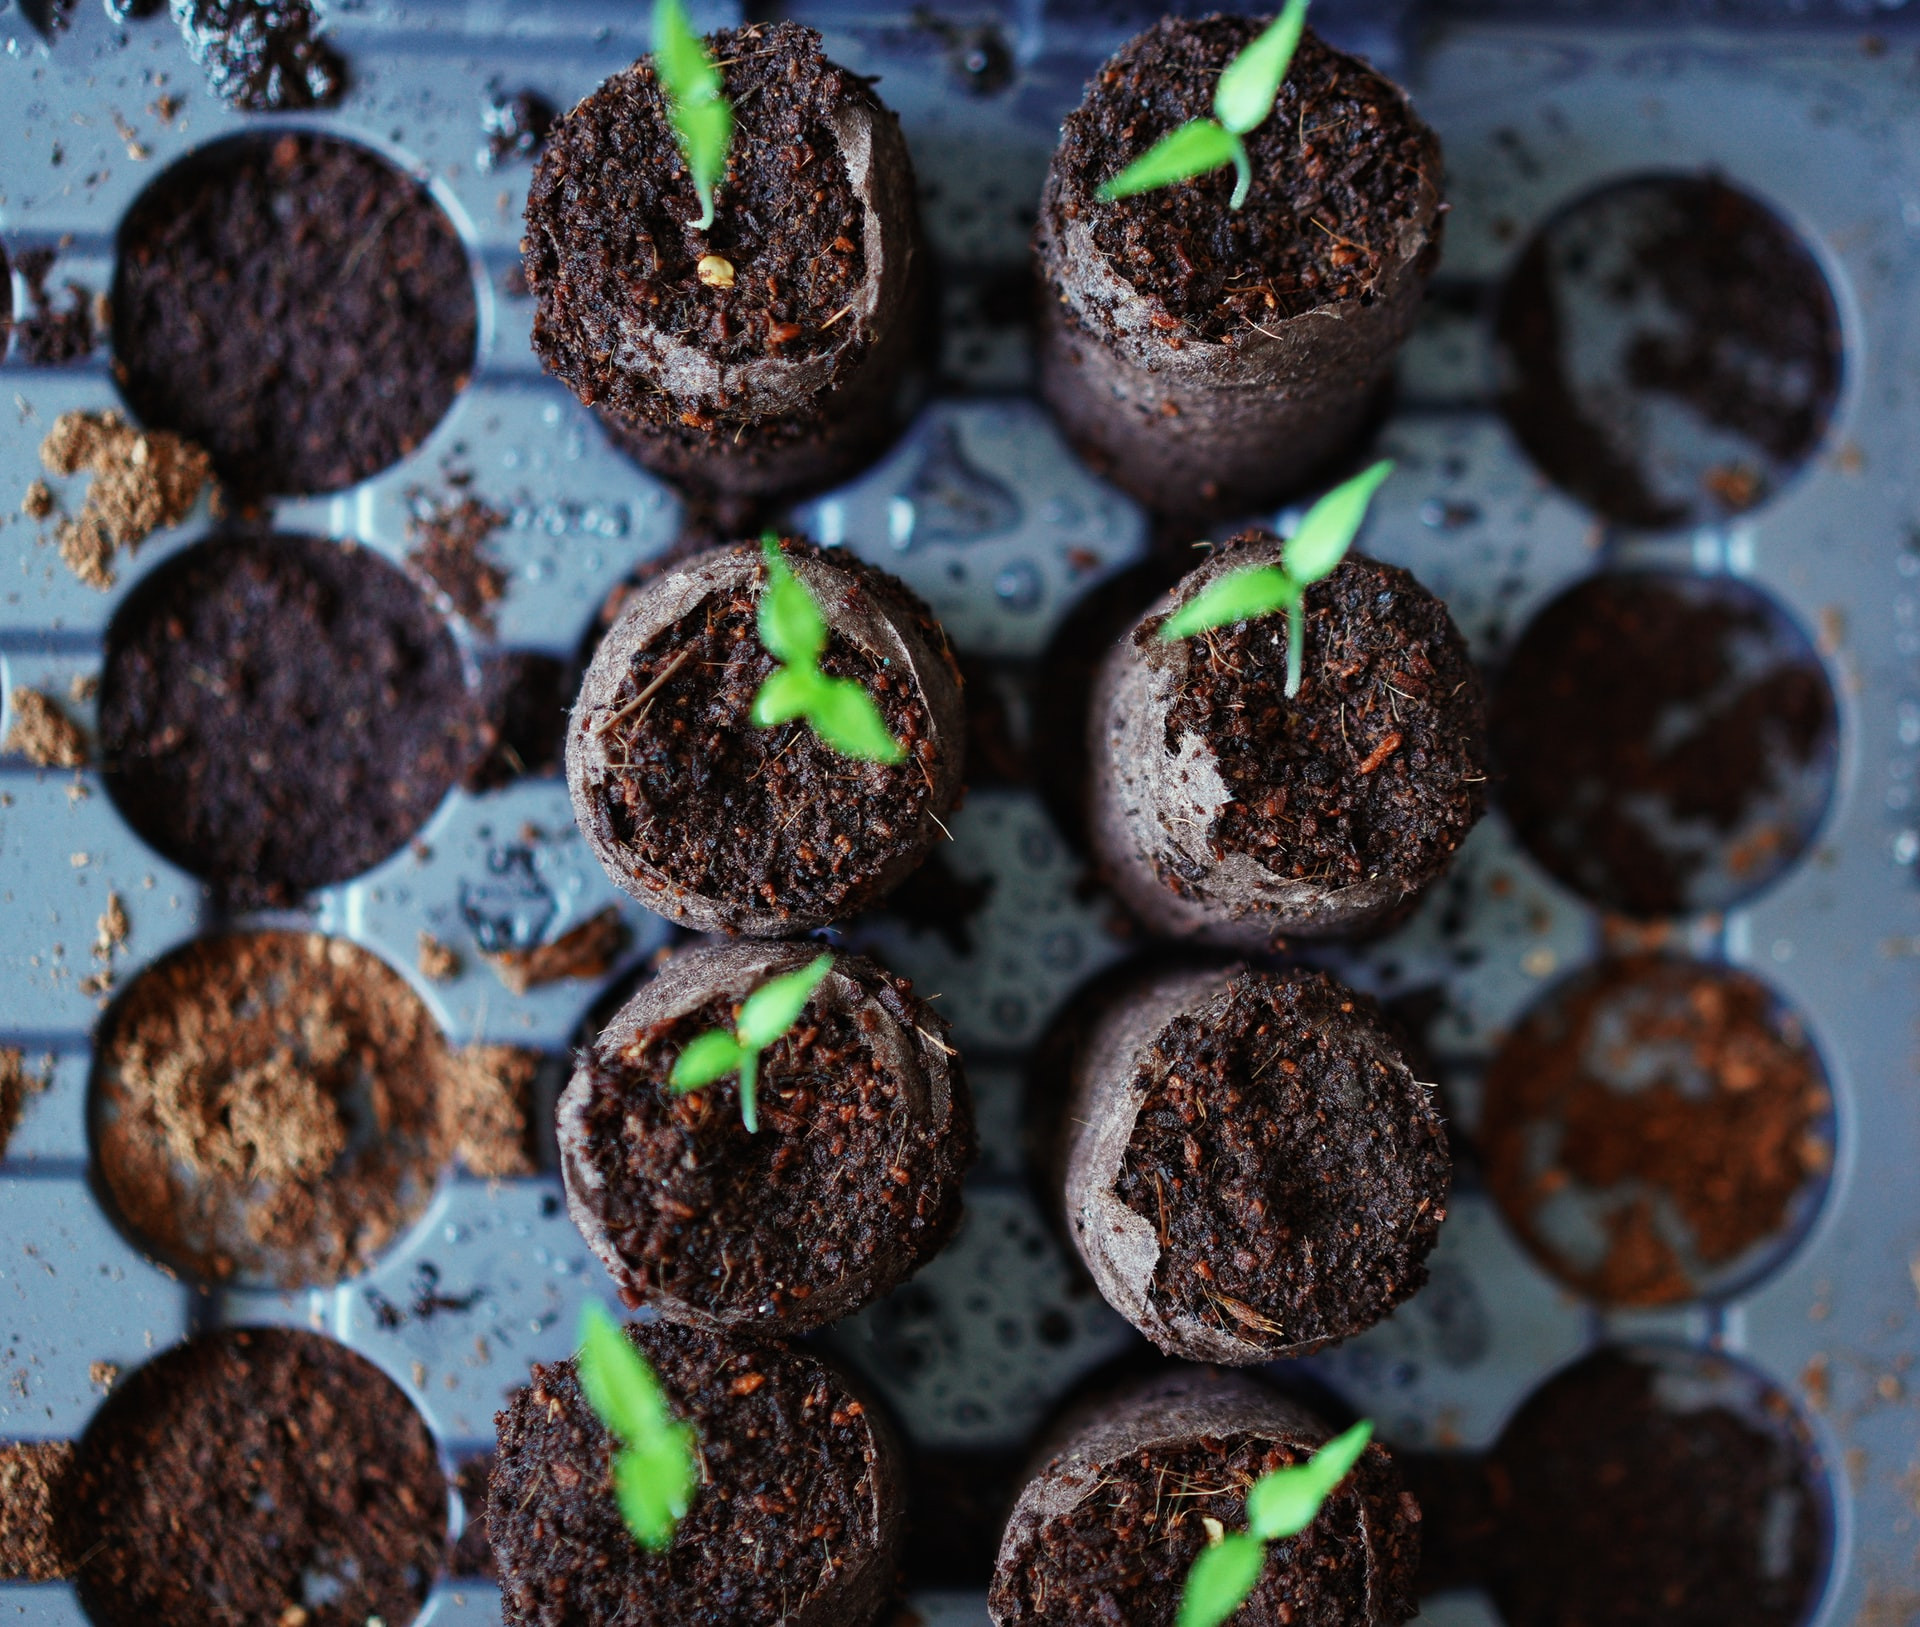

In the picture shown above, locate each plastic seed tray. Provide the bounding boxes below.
[2,0,1918,1622]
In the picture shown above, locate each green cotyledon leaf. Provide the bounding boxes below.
[807,675,907,763]
[652,0,732,231]
[668,1027,747,1092]
[757,540,829,669]
[1177,1531,1269,1627]
[1159,564,1299,642]
[576,1303,701,1550]
[1246,1420,1374,1542]
[1097,118,1242,202]
[1282,459,1393,586]
[736,953,834,1049]
[1213,0,1311,136]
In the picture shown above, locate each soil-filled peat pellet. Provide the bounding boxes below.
[568,539,965,935]
[492,1318,904,1627]
[1062,965,1448,1363]
[1035,18,1443,517]
[1091,543,1486,946]
[989,1368,1420,1626]
[524,21,926,501]
[62,1327,447,1627]
[559,940,975,1335]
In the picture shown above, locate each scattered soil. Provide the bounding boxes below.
[36,410,213,590]
[483,906,628,995]
[98,533,476,905]
[1481,957,1832,1306]
[1157,547,1486,893]
[0,1048,52,1158]
[1114,969,1449,1349]
[408,493,508,630]
[417,931,461,982]
[93,931,451,1285]
[113,131,475,496]
[81,891,131,1000]
[468,650,570,791]
[491,1319,897,1627]
[171,0,345,111]
[1484,1348,1825,1627]
[1052,19,1439,342]
[0,1441,75,1581]
[14,247,98,365]
[524,21,873,430]
[4,688,89,768]
[442,1043,540,1178]
[63,1327,445,1627]
[480,85,556,171]
[21,479,54,521]
[1493,571,1836,918]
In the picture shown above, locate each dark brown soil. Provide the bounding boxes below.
[99,533,477,905]
[14,246,98,365]
[172,0,346,110]
[1052,19,1440,343]
[1492,571,1836,918]
[1481,957,1832,1306]
[572,968,970,1327]
[525,21,872,427]
[596,545,943,924]
[1484,1348,1826,1627]
[491,1319,893,1627]
[1113,969,1449,1349]
[63,1326,446,1627]
[113,131,475,496]
[1158,547,1486,893]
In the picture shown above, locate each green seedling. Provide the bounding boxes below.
[1158,458,1393,698]
[1177,1420,1374,1627]
[668,952,834,1133]
[653,0,733,231]
[1099,0,1309,210]
[576,1301,700,1552]
[750,539,906,765]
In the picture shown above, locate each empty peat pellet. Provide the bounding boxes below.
[568,537,964,935]
[1091,540,1486,946]
[1034,16,1443,517]
[989,1368,1420,1625]
[1061,965,1448,1363]
[558,940,975,1335]
[493,1318,903,1627]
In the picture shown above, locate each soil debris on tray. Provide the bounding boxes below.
[14,247,98,366]
[0,1441,76,1581]
[0,1048,53,1158]
[80,890,131,998]
[479,84,555,171]
[482,906,628,995]
[169,0,345,111]
[417,931,461,982]
[3,688,89,768]
[407,492,508,629]
[442,1043,540,1178]
[35,410,213,590]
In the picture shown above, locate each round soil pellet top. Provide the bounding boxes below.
[1492,569,1837,918]
[63,1326,446,1627]
[93,931,452,1286]
[99,532,477,905]
[1052,18,1439,342]
[492,1319,897,1627]
[1495,174,1842,530]
[113,130,476,495]
[1157,547,1486,895]
[1115,969,1449,1350]
[1480,956,1833,1306]
[1485,1346,1827,1627]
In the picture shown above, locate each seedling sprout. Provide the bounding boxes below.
[576,1302,701,1552]
[653,0,733,231]
[668,952,835,1132]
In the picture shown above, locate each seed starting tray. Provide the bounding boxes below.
[3,0,1919,1621]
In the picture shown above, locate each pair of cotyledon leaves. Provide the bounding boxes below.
[1100,0,1311,210]
[666,951,834,1133]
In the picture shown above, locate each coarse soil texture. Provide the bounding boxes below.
[491,1320,892,1627]
[1158,548,1486,894]
[1480,957,1832,1306]
[113,131,475,495]
[99,533,476,905]
[1114,969,1449,1348]
[1051,18,1440,342]
[63,1327,445,1627]
[93,931,450,1286]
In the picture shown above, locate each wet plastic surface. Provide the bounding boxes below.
[2,1,1919,1622]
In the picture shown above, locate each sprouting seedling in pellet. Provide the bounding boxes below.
[668,952,834,1132]
[1158,459,1393,698]
[1177,1420,1374,1627]
[575,1301,701,1551]
[1099,0,1310,210]
[653,0,733,232]
[750,539,907,764]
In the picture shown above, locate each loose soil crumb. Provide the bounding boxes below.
[1481,957,1832,1306]
[63,1327,444,1627]
[21,480,54,521]
[408,493,508,630]
[4,689,88,768]
[417,931,461,982]
[14,247,97,366]
[0,1048,52,1158]
[482,906,628,995]
[170,0,345,111]
[0,1441,75,1581]
[88,1360,119,1391]
[80,891,131,999]
[37,411,213,589]
[442,1044,539,1178]
[94,931,452,1285]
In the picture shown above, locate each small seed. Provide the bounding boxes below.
[697,254,736,289]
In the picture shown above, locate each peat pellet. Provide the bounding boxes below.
[1062,965,1448,1363]
[567,538,965,935]
[989,1368,1420,1626]
[1035,18,1443,517]
[492,1318,903,1627]
[559,939,975,1336]
[524,20,925,500]
[1091,543,1485,946]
